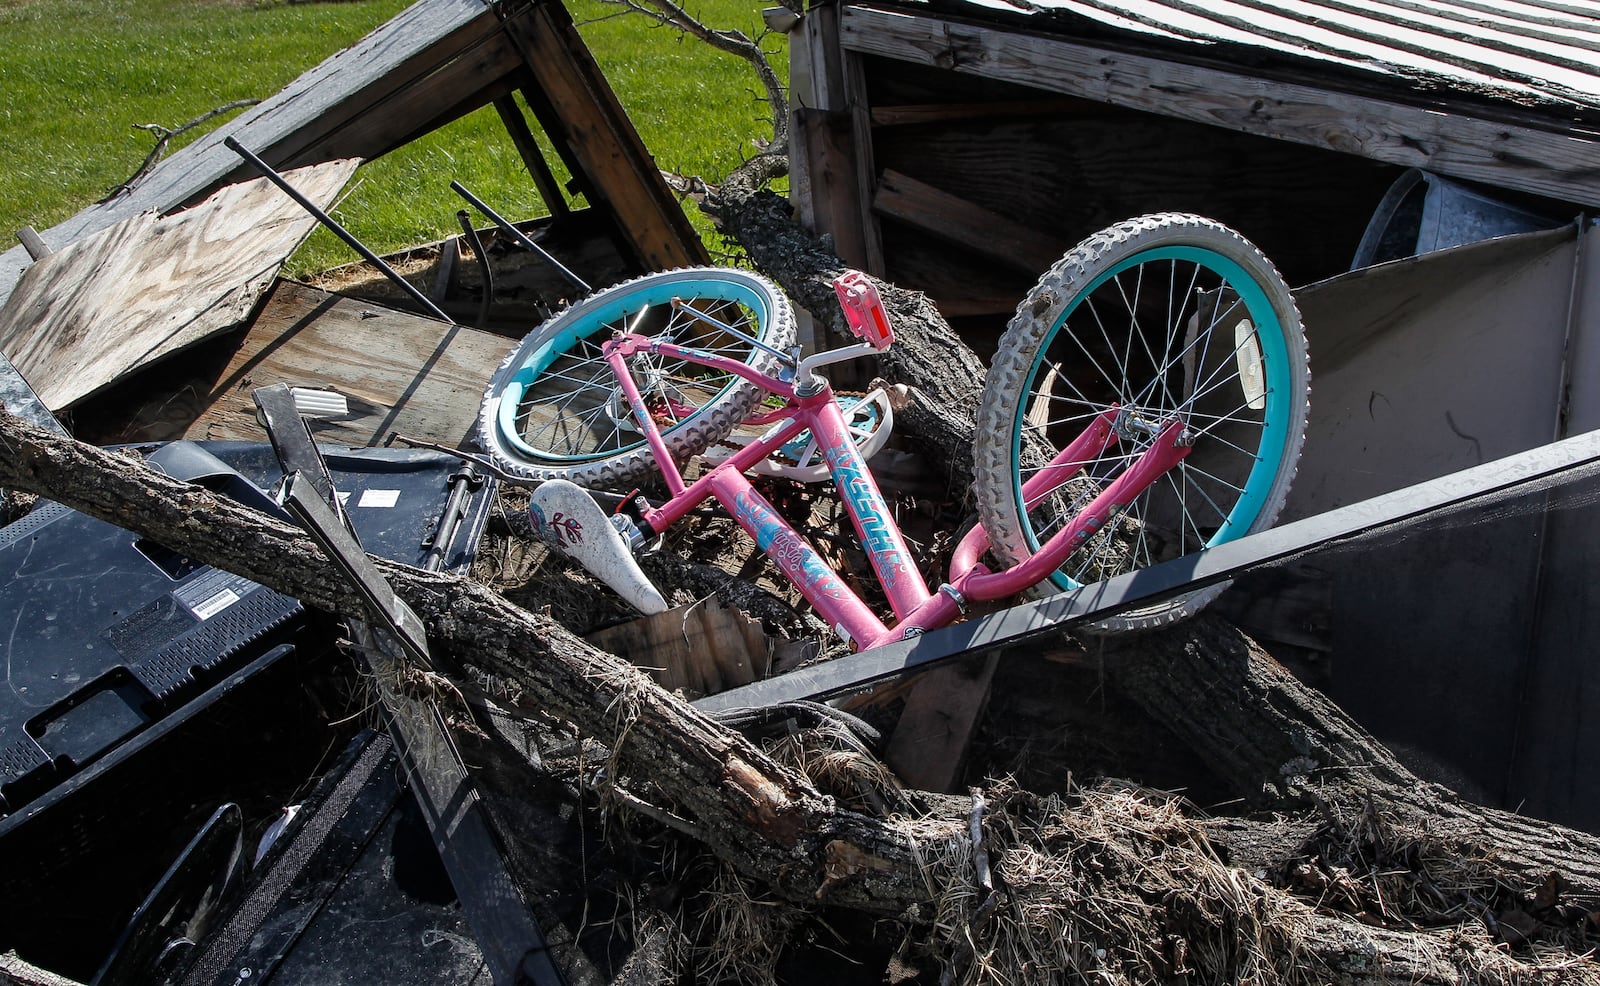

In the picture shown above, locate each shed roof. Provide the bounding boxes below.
[890,0,1600,125]
[837,0,1600,207]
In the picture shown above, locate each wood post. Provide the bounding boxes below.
[497,0,707,272]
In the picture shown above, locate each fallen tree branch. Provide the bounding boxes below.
[0,952,85,986]
[100,99,260,201]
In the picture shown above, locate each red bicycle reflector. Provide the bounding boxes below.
[834,271,894,350]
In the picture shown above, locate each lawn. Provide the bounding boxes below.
[0,0,787,273]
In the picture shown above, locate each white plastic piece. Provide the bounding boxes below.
[254,804,301,865]
[1233,318,1267,410]
[290,387,349,418]
[528,479,668,615]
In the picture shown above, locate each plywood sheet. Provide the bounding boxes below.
[183,280,515,449]
[0,160,359,411]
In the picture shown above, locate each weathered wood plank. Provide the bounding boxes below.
[0,0,504,307]
[869,111,1396,287]
[183,280,515,448]
[498,2,706,272]
[839,5,1600,208]
[873,169,1069,274]
[0,160,359,411]
[843,48,886,275]
[793,108,872,269]
[585,599,771,698]
[870,97,1112,127]
[884,652,1000,793]
[288,35,522,169]
[495,93,572,221]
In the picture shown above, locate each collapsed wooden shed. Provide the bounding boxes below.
[790,0,1596,322]
[9,1,1600,979]
[787,0,1600,832]
[791,0,1596,293]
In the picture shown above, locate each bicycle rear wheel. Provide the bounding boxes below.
[477,267,796,490]
[973,214,1309,632]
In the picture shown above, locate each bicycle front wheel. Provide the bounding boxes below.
[477,267,796,490]
[973,214,1310,632]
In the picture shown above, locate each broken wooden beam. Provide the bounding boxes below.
[498,1,707,272]
[586,598,772,697]
[839,6,1600,210]
[179,280,515,448]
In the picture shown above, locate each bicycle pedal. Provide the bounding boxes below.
[528,479,668,615]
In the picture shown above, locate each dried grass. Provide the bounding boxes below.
[754,718,1317,984]
[686,862,812,985]
[909,780,1315,986]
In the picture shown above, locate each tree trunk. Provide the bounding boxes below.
[2,409,1598,983]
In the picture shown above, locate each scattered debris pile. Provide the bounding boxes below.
[2,0,1600,982]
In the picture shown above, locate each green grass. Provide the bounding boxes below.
[0,0,787,273]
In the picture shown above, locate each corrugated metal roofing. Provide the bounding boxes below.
[908,0,1600,121]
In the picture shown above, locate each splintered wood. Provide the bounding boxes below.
[0,160,359,411]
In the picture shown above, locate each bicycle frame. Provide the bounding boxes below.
[603,333,1191,651]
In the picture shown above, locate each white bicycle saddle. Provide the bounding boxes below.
[528,479,668,615]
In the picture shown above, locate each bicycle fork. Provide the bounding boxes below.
[948,407,1192,600]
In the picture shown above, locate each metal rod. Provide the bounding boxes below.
[451,180,591,294]
[223,137,454,323]
[671,297,796,365]
[457,209,496,327]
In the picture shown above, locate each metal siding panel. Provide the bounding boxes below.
[1283,229,1581,820]
[1513,224,1600,830]
[1515,502,1600,830]
[1286,227,1576,518]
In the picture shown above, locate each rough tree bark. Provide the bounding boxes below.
[1,410,1597,984]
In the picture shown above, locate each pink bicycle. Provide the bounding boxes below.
[476,214,1309,642]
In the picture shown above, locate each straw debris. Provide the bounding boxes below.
[899,779,1314,985]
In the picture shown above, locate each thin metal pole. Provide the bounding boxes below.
[457,209,496,327]
[451,180,591,294]
[694,427,1600,713]
[224,137,455,324]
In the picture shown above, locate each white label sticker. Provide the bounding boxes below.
[357,489,400,508]
[192,588,241,621]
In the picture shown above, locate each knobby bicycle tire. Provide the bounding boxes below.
[477,267,797,490]
[973,214,1310,632]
